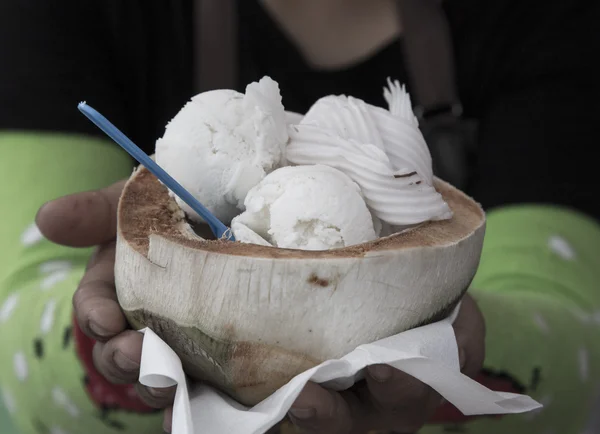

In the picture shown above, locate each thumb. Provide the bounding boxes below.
[36,180,126,247]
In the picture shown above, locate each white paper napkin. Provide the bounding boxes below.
[138,306,541,434]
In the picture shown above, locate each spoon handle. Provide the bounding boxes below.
[78,102,234,241]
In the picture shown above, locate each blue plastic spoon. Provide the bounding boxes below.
[78,102,234,241]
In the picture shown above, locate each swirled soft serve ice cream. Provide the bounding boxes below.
[287,79,452,227]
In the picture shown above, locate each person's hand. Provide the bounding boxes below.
[36,181,176,427]
[285,294,485,434]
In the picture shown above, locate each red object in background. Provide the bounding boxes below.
[73,315,154,413]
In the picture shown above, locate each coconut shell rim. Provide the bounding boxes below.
[118,166,485,259]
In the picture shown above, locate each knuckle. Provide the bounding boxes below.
[94,341,137,384]
[73,289,96,331]
[73,277,118,314]
[72,289,85,315]
[135,383,175,408]
[92,343,112,378]
[73,289,99,325]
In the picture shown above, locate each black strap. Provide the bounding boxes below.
[398,0,478,190]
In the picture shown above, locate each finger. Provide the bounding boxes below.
[36,180,126,247]
[92,330,143,384]
[288,382,356,433]
[453,294,486,378]
[366,365,430,409]
[134,382,177,410]
[73,243,127,341]
[365,365,441,431]
[163,406,173,433]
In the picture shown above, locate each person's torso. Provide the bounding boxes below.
[103,0,491,151]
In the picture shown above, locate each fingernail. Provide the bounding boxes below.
[113,351,139,372]
[368,365,393,382]
[289,407,316,420]
[89,321,111,338]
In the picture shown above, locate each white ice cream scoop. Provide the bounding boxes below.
[231,165,378,250]
[155,76,288,224]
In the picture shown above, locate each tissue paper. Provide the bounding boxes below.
[138,307,541,434]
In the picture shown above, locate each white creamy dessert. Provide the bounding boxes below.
[155,76,452,250]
